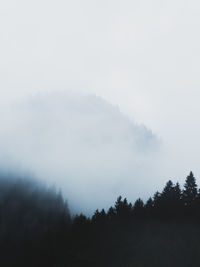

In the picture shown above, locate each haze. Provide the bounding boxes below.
[1,0,200,213]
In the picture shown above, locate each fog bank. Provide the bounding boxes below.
[0,92,161,214]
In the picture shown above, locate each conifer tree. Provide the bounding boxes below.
[91,209,100,224]
[183,172,198,206]
[161,180,174,209]
[115,196,123,215]
[153,191,161,209]
[145,197,154,217]
[174,182,182,201]
[114,196,132,219]
[107,207,116,221]
[133,198,144,217]
[115,196,125,218]
[145,197,154,209]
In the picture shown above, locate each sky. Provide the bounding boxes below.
[1,0,200,213]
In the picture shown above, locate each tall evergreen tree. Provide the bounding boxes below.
[144,197,154,217]
[153,191,162,209]
[183,172,198,206]
[91,209,100,224]
[115,196,123,217]
[114,196,132,219]
[174,182,182,201]
[161,180,174,202]
[173,182,182,211]
[107,207,116,221]
[145,197,154,209]
[133,198,144,217]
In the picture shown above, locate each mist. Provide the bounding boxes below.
[0,91,163,214]
[1,0,200,214]
[2,1,200,266]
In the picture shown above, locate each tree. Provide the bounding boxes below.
[162,180,174,198]
[115,196,123,215]
[107,207,116,221]
[159,180,182,217]
[172,182,183,214]
[183,172,198,206]
[73,214,90,226]
[91,209,100,224]
[133,198,144,217]
[145,197,154,209]
[99,209,107,223]
[114,196,132,219]
[145,197,154,217]
[174,182,182,202]
[153,191,162,209]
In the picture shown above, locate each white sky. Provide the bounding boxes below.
[1,0,200,206]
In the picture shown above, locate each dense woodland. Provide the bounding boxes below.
[1,172,200,266]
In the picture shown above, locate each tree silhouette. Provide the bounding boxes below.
[133,198,144,217]
[158,180,182,217]
[173,182,182,213]
[91,209,100,224]
[183,171,198,206]
[99,209,107,223]
[174,182,182,202]
[145,197,154,217]
[107,207,116,221]
[3,170,200,267]
[114,196,132,219]
[153,191,162,213]
[115,196,123,215]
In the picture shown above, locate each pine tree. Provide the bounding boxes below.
[145,197,154,209]
[160,180,182,217]
[99,209,106,218]
[107,207,116,221]
[115,196,123,216]
[114,196,132,219]
[174,182,182,201]
[91,209,100,224]
[133,198,144,217]
[162,180,174,198]
[115,196,126,218]
[144,197,154,217]
[153,191,161,209]
[183,171,198,206]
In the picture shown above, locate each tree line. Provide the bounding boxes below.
[2,171,200,267]
[74,171,200,226]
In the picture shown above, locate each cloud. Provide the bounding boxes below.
[0,91,161,214]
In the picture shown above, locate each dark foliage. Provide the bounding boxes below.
[0,175,71,266]
[2,171,200,266]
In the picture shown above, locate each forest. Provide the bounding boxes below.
[1,171,200,267]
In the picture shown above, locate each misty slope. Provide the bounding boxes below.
[0,174,71,241]
[0,91,160,214]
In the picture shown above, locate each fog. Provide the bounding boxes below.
[1,0,200,213]
[0,92,163,214]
